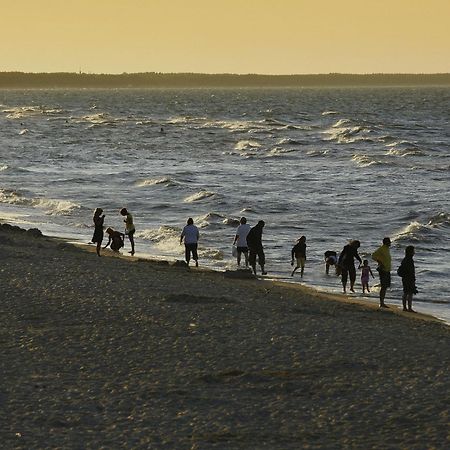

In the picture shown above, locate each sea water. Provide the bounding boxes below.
[1,87,449,323]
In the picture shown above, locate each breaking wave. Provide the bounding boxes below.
[184,190,216,203]
[392,212,450,243]
[0,189,80,215]
[136,177,176,187]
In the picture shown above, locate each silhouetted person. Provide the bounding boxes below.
[397,245,417,312]
[291,236,306,277]
[246,220,267,276]
[91,208,105,257]
[120,208,135,255]
[338,240,362,293]
[103,227,125,252]
[324,250,337,275]
[359,259,375,294]
[233,217,251,267]
[180,217,199,267]
[372,237,392,308]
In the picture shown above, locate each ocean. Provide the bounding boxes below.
[1,87,449,323]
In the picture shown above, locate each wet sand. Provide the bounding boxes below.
[1,223,449,449]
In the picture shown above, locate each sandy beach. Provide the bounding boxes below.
[1,223,449,449]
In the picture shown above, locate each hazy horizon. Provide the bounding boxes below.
[1,1,449,74]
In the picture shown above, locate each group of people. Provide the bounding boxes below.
[90,207,135,257]
[91,210,418,312]
[231,220,417,312]
[321,238,417,312]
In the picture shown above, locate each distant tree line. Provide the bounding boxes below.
[0,72,449,88]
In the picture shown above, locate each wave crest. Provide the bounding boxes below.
[137,177,175,187]
[0,189,80,215]
[184,190,216,203]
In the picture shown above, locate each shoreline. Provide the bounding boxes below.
[78,239,446,327]
[1,223,449,448]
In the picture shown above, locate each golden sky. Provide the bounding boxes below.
[1,0,449,74]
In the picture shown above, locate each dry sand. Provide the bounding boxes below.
[1,223,449,449]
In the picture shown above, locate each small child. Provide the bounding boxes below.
[103,227,125,252]
[359,259,375,293]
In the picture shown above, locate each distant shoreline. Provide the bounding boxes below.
[1,72,449,88]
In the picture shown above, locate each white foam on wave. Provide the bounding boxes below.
[19,129,30,135]
[136,177,174,187]
[137,226,181,252]
[392,213,449,243]
[322,111,338,116]
[351,154,382,167]
[234,140,262,152]
[0,165,8,172]
[306,149,329,157]
[385,147,425,157]
[184,190,216,203]
[267,147,296,157]
[0,189,80,215]
[4,106,63,119]
[277,138,302,145]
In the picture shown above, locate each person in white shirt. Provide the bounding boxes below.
[180,217,200,267]
[233,217,251,267]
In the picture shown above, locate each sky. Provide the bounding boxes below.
[1,0,449,74]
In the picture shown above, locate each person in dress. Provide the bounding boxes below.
[233,217,251,267]
[180,218,200,267]
[397,245,417,312]
[246,220,267,276]
[338,240,362,293]
[120,208,136,255]
[372,237,392,308]
[291,236,307,277]
[91,208,105,257]
[359,259,375,294]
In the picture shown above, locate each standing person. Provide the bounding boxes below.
[92,208,105,257]
[372,237,392,308]
[359,259,375,294]
[246,220,267,276]
[180,217,200,267]
[291,236,307,277]
[120,208,136,256]
[324,250,338,275]
[233,217,251,267]
[397,246,417,312]
[338,240,362,293]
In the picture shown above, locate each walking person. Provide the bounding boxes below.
[233,217,251,267]
[91,208,105,257]
[291,236,307,277]
[338,240,362,293]
[120,208,136,255]
[397,245,418,312]
[246,220,267,276]
[180,217,200,267]
[372,237,392,308]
